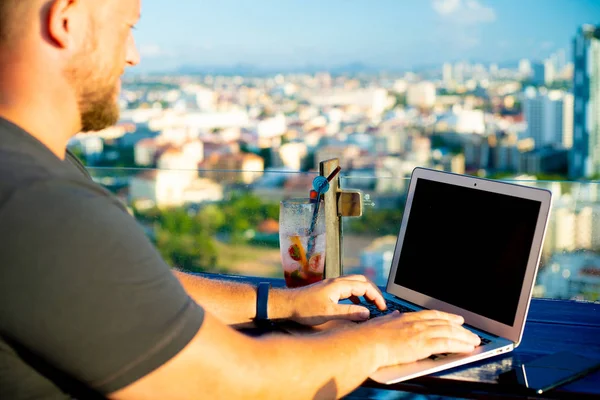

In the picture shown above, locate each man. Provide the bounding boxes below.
[0,1,481,399]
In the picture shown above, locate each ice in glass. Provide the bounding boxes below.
[279,199,326,288]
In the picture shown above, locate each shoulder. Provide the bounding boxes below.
[1,176,128,217]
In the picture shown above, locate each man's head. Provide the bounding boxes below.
[0,0,141,132]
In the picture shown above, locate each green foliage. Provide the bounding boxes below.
[68,147,88,166]
[135,206,222,272]
[259,148,273,169]
[348,208,404,236]
[155,227,217,273]
[583,291,599,302]
[521,79,572,91]
[94,146,139,170]
[136,193,280,270]
[219,193,279,242]
[301,152,316,172]
[430,136,463,155]
[389,92,407,110]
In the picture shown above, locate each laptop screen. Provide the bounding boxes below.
[393,178,542,327]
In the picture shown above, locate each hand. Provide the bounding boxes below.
[362,310,481,368]
[284,275,386,326]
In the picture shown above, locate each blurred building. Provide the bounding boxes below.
[435,106,485,135]
[200,152,264,184]
[307,88,390,116]
[406,82,436,109]
[531,60,555,86]
[536,251,600,301]
[442,63,453,86]
[520,146,569,175]
[523,88,572,148]
[68,135,104,163]
[570,24,600,178]
[519,59,532,78]
[275,142,308,171]
[314,145,362,170]
[359,236,398,286]
[563,93,575,149]
[129,171,223,209]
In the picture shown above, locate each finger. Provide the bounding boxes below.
[341,275,385,299]
[336,279,386,310]
[340,275,368,282]
[330,304,371,321]
[365,310,401,325]
[402,309,464,324]
[333,281,386,310]
[426,337,477,355]
[422,324,481,346]
[409,319,465,332]
[349,296,362,305]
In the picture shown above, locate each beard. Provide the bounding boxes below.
[64,26,122,133]
[78,80,120,132]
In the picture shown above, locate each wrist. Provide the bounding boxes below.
[330,325,384,374]
[359,326,389,370]
[267,287,295,321]
[356,327,387,373]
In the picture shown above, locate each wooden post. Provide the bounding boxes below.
[318,158,364,279]
[319,159,342,279]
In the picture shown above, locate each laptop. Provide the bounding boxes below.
[363,167,553,384]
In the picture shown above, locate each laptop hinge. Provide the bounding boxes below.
[464,323,500,338]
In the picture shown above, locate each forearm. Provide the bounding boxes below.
[173,270,291,325]
[251,329,379,400]
[111,311,380,400]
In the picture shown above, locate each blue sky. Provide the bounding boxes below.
[134,0,600,71]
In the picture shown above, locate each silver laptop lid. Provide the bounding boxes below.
[386,168,552,344]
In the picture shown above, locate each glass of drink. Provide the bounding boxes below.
[279,198,326,288]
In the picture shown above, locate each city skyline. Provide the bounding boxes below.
[134,0,599,73]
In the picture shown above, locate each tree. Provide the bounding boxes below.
[259,148,273,169]
[347,208,404,236]
[155,228,218,273]
[219,194,279,243]
[140,207,221,273]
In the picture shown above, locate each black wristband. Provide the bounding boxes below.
[255,282,271,322]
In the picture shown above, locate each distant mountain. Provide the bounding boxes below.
[131,61,401,77]
[126,58,526,78]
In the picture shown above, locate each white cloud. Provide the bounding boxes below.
[430,0,496,53]
[432,0,462,15]
[432,0,496,25]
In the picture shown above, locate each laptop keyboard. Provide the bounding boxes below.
[364,300,416,318]
[362,300,493,361]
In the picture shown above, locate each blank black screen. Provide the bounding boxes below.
[394,178,542,326]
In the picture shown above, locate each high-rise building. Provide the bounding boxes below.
[570,25,600,178]
[563,93,574,149]
[442,63,453,86]
[556,48,568,73]
[519,59,532,78]
[532,62,546,86]
[523,88,570,148]
[489,63,499,77]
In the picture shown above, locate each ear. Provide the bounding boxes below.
[46,0,82,49]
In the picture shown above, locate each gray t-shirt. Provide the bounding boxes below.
[0,117,205,399]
